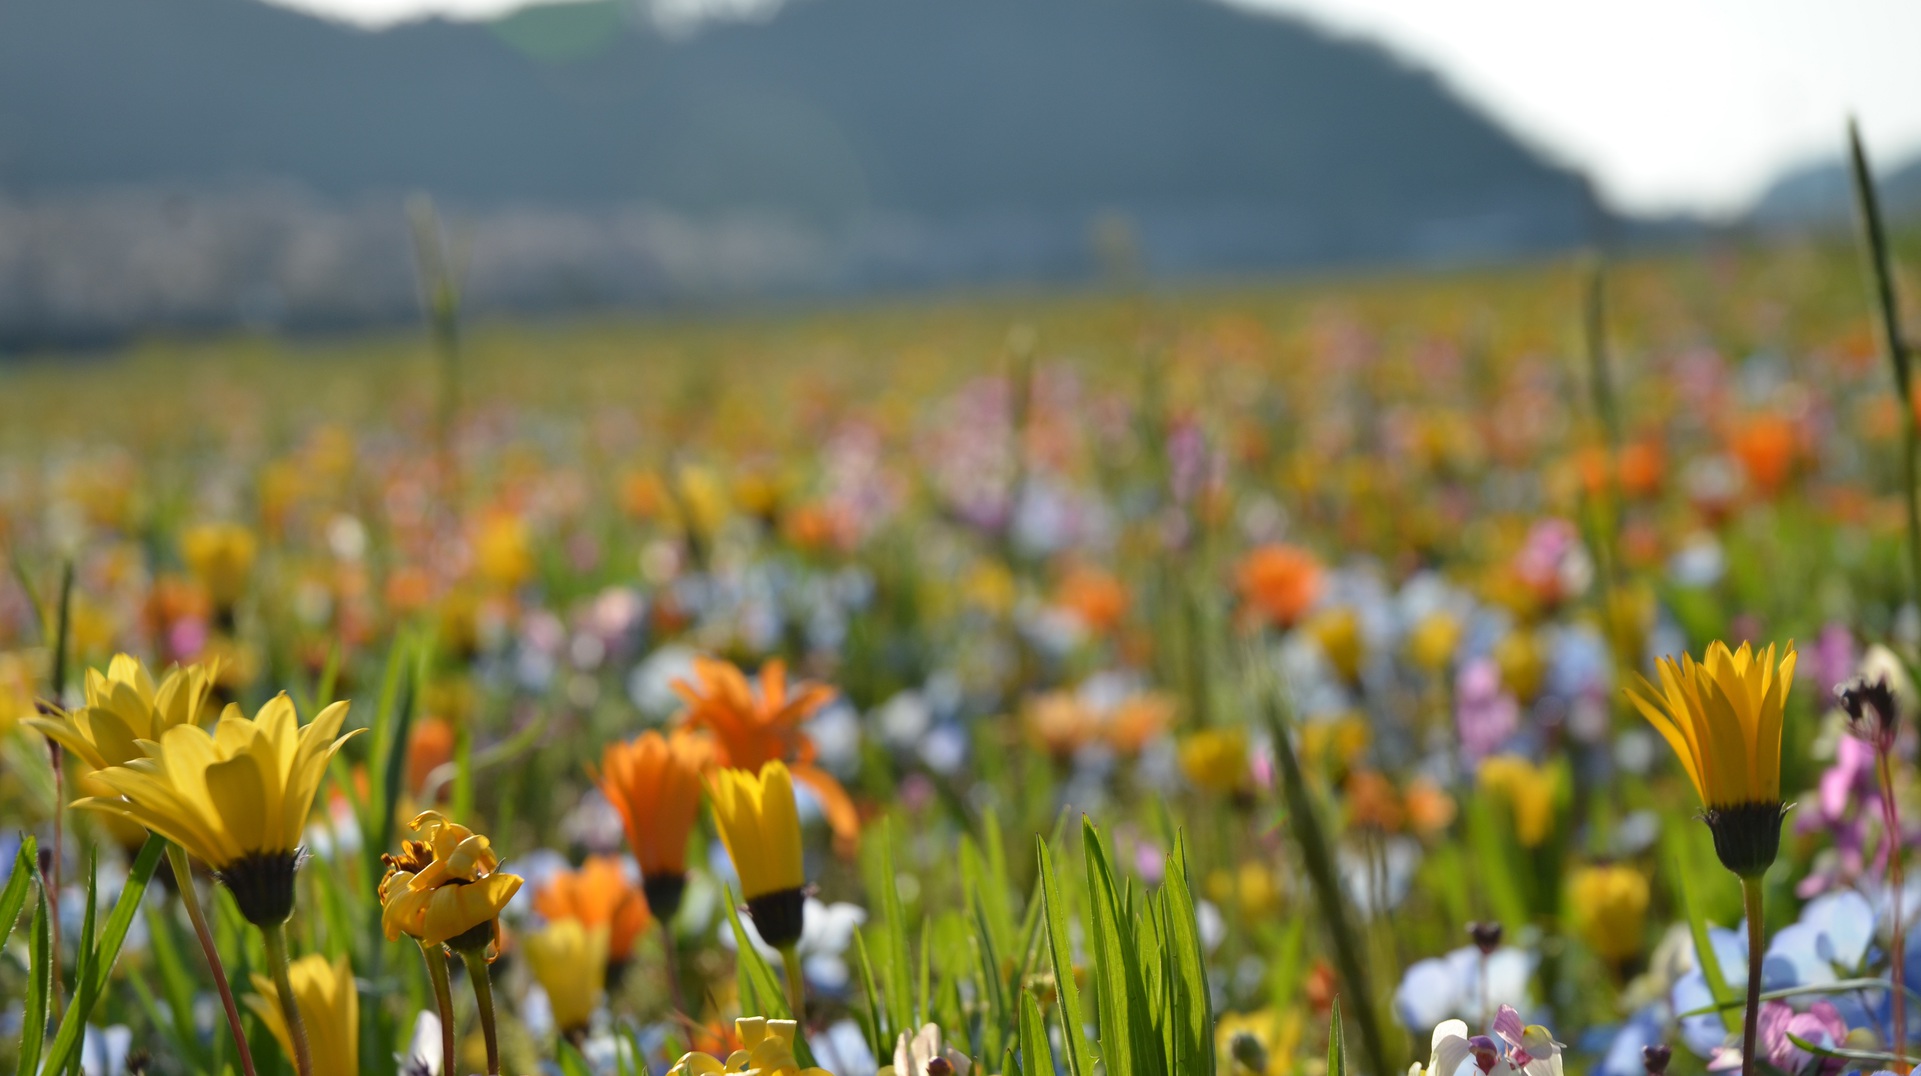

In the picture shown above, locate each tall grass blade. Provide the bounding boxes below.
[1037,836,1094,1076]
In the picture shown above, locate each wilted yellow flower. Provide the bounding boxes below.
[181,522,257,608]
[1568,864,1650,964]
[76,693,358,925]
[1477,755,1558,849]
[245,953,358,1076]
[1180,727,1250,796]
[1625,640,1794,876]
[668,1017,835,1076]
[379,811,523,950]
[27,654,218,771]
[526,920,609,1037]
[710,762,806,948]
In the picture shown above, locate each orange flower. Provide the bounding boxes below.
[1104,692,1176,756]
[1731,414,1798,496]
[533,855,651,963]
[1236,544,1323,629]
[1056,565,1129,634]
[1023,691,1099,762]
[673,658,859,849]
[1345,770,1404,832]
[596,728,709,916]
[407,717,455,799]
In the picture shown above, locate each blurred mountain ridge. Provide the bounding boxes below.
[1,0,1617,344]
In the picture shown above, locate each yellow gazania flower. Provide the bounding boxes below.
[26,653,219,770]
[710,762,805,903]
[710,762,806,950]
[379,812,524,949]
[1180,727,1251,796]
[1477,755,1558,849]
[1627,641,1796,878]
[244,953,358,1076]
[1307,606,1363,684]
[525,920,609,1036]
[1567,864,1650,965]
[668,1017,836,1076]
[181,522,258,608]
[75,693,358,924]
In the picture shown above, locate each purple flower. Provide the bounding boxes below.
[1457,658,1519,763]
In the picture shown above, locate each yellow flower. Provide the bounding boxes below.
[710,762,805,903]
[245,953,358,1076]
[1308,606,1363,684]
[710,762,806,949]
[27,654,218,771]
[1409,611,1463,673]
[1217,1007,1301,1076]
[526,920,609,1035]
[1180,728,1251,796]
[1477,755,1558,849]
[1567,864,1650,965]
[1626,641,1796,878]
[0,649,41,738]
[181,522,258,608]
[75,693,358,924]
[379,812,523,950]
[668,1017,836,1076]
[1494,630,1545,703]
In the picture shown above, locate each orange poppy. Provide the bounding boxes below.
[533,855,651,964]
[672,657,860,850]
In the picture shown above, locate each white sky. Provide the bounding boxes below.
[269,0,1921,217]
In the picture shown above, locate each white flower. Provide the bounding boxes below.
[879,1023,972,1076]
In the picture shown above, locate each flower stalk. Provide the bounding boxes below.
[1880,745,1909,1070]
[462,948,502,1076]
[780,942,807,1026]
[260,920,314,1076]
[1741,876,1765,1076]
[420,941,458,1076]
[170,843,258,1076]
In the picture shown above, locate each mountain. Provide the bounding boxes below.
[1747,151,1921,232]
[0,0,1608,344]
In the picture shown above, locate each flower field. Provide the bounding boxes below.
[0,195,1919,1076]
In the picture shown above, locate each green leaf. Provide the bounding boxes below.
[1678,978,1921,1016]
[1037,836,1093,1076]
[1081,817,1163,1076]
[1786,1030,1903,1067]
[853,928,889,1059]
[1162,833,1214,1074]
[874,818,915,1041]
[1020,989,1058,1076]
[0,835,38,952]
[1664,820,1740,1033]
[1328,997,1348,1076]
[19,854,51,1075]
[43,834,168,1076]
[557,1040,595,1076]
[143,901,212,1070]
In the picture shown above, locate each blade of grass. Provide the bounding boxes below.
[19,855,51,1073]
[1037,835,1093,1076]
[1020,989,1058,1076]
[43,834,167,1075]
[0,834,39,950]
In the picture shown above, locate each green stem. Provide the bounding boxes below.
[1742,876,1766,1076]
[261,920,314,1076]
[1880,748,1909,1069]
[780,943,807,1026]
[170,844,257,1076]
[421,942,458,1076]
[462,948,501,1075]
[659,914,690,1018]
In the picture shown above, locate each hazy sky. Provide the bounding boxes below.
[268,0,1921,217]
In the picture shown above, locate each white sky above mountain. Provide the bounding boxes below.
[266,0,1921,217]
